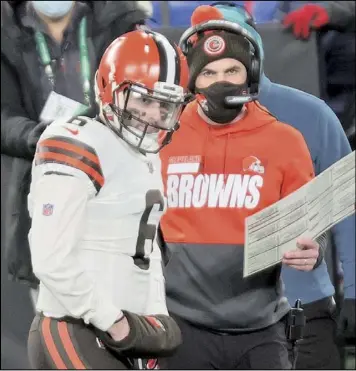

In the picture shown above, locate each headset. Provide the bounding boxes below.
[212,2,264,55]
[179,2,264,106]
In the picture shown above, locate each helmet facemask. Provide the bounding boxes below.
[101,81,187,154]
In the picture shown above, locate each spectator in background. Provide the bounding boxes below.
[282,1,355,38]
[214,2,355,369]
[1,1,149,300]
[282,1,356,150]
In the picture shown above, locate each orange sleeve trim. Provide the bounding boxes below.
[36,152,104,187]
[39,139,100,165]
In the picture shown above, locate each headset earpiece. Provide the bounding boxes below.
[250,58,260,85]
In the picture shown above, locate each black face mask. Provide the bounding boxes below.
[197,82,248,124]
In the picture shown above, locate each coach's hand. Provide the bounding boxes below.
[282,237,319,271]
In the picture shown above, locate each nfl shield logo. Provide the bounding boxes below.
[42,203,54,216]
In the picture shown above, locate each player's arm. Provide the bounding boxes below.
[316,103,355,299]
[280,130,326,269]
[30,135,122,331]
[146,242,169,315]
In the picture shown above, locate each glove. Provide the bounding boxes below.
[94,310,182,358]
[283,4,330,39]
[130,358,160,370]
[337,299,356,341]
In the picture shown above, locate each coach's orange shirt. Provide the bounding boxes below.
[160,100,315,245]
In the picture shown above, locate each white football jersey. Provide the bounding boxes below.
[28,116,168,331]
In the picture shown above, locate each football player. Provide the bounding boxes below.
[27,29,190,369]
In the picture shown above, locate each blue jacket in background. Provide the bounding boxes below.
[259,75,355,304]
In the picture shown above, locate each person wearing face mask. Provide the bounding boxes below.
[31,1,75,19]
[157,5,328,370]
[185,29,251,124]
[211,3,355,370]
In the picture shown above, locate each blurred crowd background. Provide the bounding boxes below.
[1,1,355,369]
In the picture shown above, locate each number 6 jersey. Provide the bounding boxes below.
[28,116,167,331]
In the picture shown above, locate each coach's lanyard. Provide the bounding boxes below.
[34,17,91,106]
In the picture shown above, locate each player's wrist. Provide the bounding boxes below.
[107,314,130,342]
[113,312,125,324]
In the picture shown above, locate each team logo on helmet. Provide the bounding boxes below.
[243,156,265,174]
[203,35,226,56]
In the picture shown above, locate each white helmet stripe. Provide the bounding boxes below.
[154,33,178,85]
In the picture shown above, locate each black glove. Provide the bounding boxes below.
[94,310,182,358]
[337,299,356,341]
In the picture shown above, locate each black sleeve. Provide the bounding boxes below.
[324,1,356,32]
[91,1,149,58]
[107,1,148,36]
[157,224,171,267]
[1,57,44,160]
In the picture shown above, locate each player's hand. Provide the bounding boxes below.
[94,310,182,358]
[282,237,319,271]
[107,316,130,342]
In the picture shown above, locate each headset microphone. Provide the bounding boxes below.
[224,94,256,107]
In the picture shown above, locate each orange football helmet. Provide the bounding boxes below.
[95,29,190,153]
